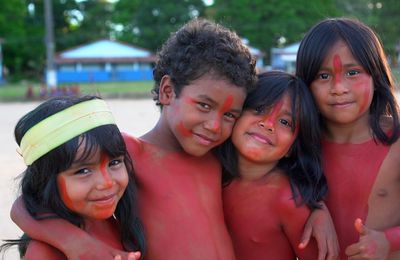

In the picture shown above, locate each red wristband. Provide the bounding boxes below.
[384,227,400,252]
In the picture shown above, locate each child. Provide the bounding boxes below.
[296,17,400,259]
[1,96,145,259]
[219,71,327,259]
[11,18,257,260]
[11,18,337,259]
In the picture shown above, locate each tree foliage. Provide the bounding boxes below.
[1,0,399,80]
[112,0,206,51]
[211,0,339,60]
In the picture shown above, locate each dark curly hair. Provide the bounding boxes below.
[152,18,257,107]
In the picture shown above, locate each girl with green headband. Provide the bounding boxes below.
[1,95,146,259]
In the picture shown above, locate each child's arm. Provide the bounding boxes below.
[24,240,66,260]
[345,218,392,259]
[299,202,339,260]
[11,196,131,260]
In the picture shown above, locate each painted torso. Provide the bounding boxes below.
[123,134,235,260]
[223,170,318,260]
[323,137,400,259]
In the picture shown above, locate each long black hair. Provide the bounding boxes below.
[296,17,400,144]
[217,71,327,209]
[1,96,145,257]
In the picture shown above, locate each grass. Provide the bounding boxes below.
[0,80,154,102]
[1,68,400,102]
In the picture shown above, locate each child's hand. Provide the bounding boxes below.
[298,202,339,260]
[345,218,390,260]
[114,252,141,260]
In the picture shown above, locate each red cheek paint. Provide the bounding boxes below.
[99,154,113,188]
[58,176,84,212]
[333,55,342,85]
[177,121,192,137]
[355,77,372,114]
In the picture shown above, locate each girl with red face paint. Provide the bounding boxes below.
[0,96,145,260]
[217,71,329,259]
[296,17,400,260]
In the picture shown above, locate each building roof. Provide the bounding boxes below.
[55,39,156,64]
[272,42,300,62]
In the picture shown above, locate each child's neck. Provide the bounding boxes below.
[237,155,278,182]
[141,118,183,152]
[324,116,372,144]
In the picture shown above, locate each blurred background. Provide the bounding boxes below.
[0,0,399,100]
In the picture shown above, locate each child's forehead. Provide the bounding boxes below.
[183,80,246,107]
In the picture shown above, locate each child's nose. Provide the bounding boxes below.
[258,116,275,133]
[96,169,113,190]
[330,77,349,95]
[204,115,222,133]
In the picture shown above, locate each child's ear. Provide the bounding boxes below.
[159,75,175,105]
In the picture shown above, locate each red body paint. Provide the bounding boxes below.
[99,154,112,189]
[356,77,372,114]
[333,54,342,85]
[178,95,235,135]
[263,99,284,128]
[58,176,81,211]
[178,121,192,137]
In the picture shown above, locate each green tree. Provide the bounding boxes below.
[211,0,339,62]
[61,0,114,48]
[112,0,206,51]
[335,0,400,64]
[0,0,30,80]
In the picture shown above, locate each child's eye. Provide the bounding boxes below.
[75,168,91,175]
[279,118,292,128]
[346,70,360,76]
[197,102,211,111]
[109,158,124,168]
[224,112,238,122]
[317,73,330,80]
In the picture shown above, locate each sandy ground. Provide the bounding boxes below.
[1,93,399,259]
[0,98,159,259]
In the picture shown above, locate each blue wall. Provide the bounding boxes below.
[57,69,153,83]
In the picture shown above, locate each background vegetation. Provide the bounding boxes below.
[1,0,399,84]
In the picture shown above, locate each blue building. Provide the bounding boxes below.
[270,42,300,74]
[55,39,156,83]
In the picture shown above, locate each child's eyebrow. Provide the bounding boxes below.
[197,95,242,113]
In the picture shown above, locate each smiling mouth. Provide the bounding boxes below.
[331,101,353,107]
[91,194,116,205]
[249,133,273,145]
[193,133,217,146]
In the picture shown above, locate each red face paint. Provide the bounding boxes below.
[211,95,234,131]
[58,176,84,212]
[99,153,112,189]
[263,99,284,129]
[178,121,192,137]
[333,54,342,85]
[355,77,372,114]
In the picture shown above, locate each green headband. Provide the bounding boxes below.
[20,99,116,166]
